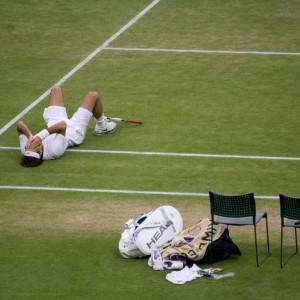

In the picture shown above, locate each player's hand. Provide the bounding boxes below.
[25,136,34,149]
[28,136,42,149]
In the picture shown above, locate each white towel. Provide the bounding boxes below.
[166,264,234,284]
[166,264,202,284]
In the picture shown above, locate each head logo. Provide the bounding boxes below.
[146,225,169,249]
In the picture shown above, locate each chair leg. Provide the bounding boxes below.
[281,226,298,268]
[254,225,259,267]
[254,215,271,267]
[265,215,271,253]
[210,222,214,264]
[295,227,298,254]
[280,225,283,268]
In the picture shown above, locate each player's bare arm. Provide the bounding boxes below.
[17,121,36,151]
[29,120,67,150]
[47,120,67,136]
[17,121,33,138]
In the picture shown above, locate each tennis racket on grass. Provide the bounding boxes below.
[108,117,142,124]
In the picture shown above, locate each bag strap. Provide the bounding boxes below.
[135,207,175,232]
[159,207,176,232]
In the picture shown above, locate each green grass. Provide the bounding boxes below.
[0,190,299,299]
[112,0,300,52]
[0,0,151,127]
[1,149,299,196]
[0,0,300,299]
[1,232,297,300]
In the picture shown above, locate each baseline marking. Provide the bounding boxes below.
[105,47,300,56]
[1,146,299,161]
[0,185,278,199]
[0,0,161,136]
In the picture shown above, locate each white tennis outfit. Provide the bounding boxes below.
[19,106,93,160]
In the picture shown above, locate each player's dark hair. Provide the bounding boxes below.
[20,155,43,167]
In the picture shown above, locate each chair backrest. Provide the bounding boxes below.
[209,191,256,220]
[279,193,300,220]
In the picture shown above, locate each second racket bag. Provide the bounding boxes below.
[119,205,183,258]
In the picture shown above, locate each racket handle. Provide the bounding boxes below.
[126,119,142,124]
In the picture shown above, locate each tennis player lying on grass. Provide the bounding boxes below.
[17,86,116,167]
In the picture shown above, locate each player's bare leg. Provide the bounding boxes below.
[49,86,65,107]
[80,91,116,135]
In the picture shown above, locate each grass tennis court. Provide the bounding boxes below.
[0,0,299,299]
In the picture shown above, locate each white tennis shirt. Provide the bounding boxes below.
[19,133,68,160]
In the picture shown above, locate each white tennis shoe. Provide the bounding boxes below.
[148,249,164,270]
[163,260,184,270]
[148,249,184,271]
[94,116,116,135]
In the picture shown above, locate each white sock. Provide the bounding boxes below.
[94,114,104,123]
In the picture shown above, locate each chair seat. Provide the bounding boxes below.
[284,218,300,228]
[215,212,266,226]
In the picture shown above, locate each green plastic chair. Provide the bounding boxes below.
[280,193,300,268]
[209,191,271,267]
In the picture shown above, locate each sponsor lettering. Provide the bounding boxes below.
[146,225,169,249]
[143,221,161,226]
[198,223,217,249]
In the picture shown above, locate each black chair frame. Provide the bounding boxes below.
[280,193,300,268]
[209,191,271,267]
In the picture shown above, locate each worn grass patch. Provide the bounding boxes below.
[0,189,286,244]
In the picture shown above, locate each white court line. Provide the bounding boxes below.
[0,185,278,199]
[0,0,161,136]
[1,146,299,161]
[66,149,300,161]
[105,47,300,56]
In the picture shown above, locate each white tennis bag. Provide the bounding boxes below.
[119,205,183,258]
